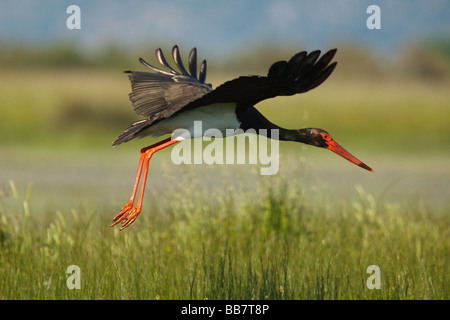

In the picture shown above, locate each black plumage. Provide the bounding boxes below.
[113,45,337,146]
[111,45,374,230]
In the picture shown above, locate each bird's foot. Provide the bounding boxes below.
[110,203,141,230]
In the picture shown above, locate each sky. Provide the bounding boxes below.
[0,0,448,56]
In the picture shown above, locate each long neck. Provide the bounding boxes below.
[236,106,310,143]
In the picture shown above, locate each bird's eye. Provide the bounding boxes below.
[321,133,331,141]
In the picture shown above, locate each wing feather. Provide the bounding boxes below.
[155,48,178,75]
[179,48,338,111]
[115,46,337,146]
[188,48,197,79]
[172,45,191,77]
[125,45,212,120]
[198,59,207,83]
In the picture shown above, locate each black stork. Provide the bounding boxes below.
[111,45,374,230]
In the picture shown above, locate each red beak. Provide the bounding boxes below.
[326,140,374,172]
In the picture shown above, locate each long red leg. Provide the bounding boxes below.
[110,137,179,230]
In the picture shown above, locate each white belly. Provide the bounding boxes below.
[143,103,240,139]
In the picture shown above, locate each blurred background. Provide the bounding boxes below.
[0,0,449,214]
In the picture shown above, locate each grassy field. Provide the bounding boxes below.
[0,66,449,300]
[0,165,448,300]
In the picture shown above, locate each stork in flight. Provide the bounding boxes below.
[111,45,374,230]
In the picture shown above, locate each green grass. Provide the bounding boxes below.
[0,67,449,300]
[0,170,448,300]
[1,68,450,153]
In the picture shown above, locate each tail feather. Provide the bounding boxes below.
[112,119,152,146]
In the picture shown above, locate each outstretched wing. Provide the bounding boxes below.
[126,45,212,121]
[181,49,337,111]
[114,47,337,146]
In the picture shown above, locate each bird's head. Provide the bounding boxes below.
[303,128,374,172]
